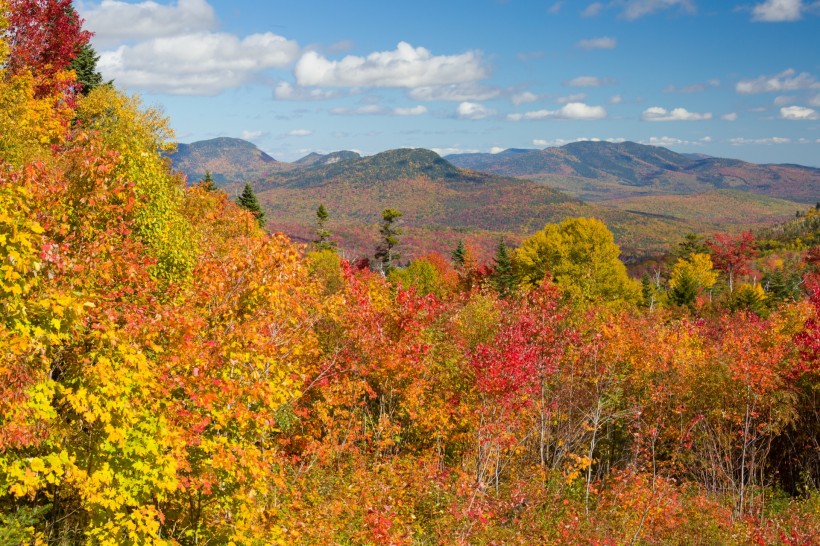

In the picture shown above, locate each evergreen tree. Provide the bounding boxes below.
[451,239,466,267]
[491,238,515,297]
[198,171,218,192]
[313,204,336,251]
[674,233,708,261]
[641,273,656,310]
[69,42,106,95]
[669,269,699,307]
[236,183,265,228]
[375,208,403,274]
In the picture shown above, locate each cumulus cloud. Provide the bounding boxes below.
[489,146,506,154]
[577,37,617,50]
[730,137,791,145]
[610,95,624,104]
[287,129,313,136]
[241,130,267,141]
[581,2,605,16]
[736,68,820,94]
[774,95,797,106]
[456,102,496,120]
[98,32,300,95]
[534,137,625,147]
[511,91,539,106]
[557,93,588,104]
[644,136,712,146]
[330,105,428,116]
[780,105,820,119]
[274,82,343,101]
[722,112,739,121]
[565,76,615,87]
[394,105,429,116]
[752,0,804,21]
[431,147,480,156]
[664,79,720,93]
[508,102,607,121]
[618,0,696,20]
[294,42,487,88]
[641,106,712,121]
[408,83,500,101]
[79,0,216,46]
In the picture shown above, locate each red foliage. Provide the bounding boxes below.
[707,231,758,290]
[6,0,91,95]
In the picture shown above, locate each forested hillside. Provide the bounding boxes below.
[1,2,820,545]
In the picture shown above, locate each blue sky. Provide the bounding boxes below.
[76,0,820,166]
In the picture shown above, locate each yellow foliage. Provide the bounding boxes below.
[669,252,718,290]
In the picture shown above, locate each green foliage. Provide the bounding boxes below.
[236,183,266,227]
[514,217,640,304]
[669,267,700,307]
[375,208,403,273]
[491,238,515,297]
[313,203,336,251]
[451,239,466,267]
[68,42,105,95]
[388,258,444,298]
[198,170,218,192]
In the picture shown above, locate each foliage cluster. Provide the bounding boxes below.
[1,5,819,544]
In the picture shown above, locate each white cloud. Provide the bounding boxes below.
[642,106,712,121]
[722,112,739,121]
[780,105,820,119]
[241,130,267,141]
[610,95,624,104]
[287,129,313,136]
[330,104,428,116]
[98,31,300,95]
[408,83,500,101]
[577,37,617,50]
[548,2,564,14]
[394,105,429,116]
[736,68,820,94]
[457,102,496,120]
[644,136,712,146]
[730,137,791,145]
[330,105,387,115]
[294,42,487,88]
[565,76,614,87]
[752,0,804,21]
[557,93,588,104]
[534,137,625,147]
[489,146,506,154]
[619,0,696,20]
[431,147,480,156]
[774,95,797,106]
[79,0,216,47]
[810,93,820,106]
[581,2,604,16]
[508,102,607,121]
[511,91,539,106]
[274,82,343,101]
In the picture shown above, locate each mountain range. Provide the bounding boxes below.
[170,138,818,261]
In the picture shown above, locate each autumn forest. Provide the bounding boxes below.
[2,2,820,545]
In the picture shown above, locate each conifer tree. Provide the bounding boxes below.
[313,203,336,251]
[69,42,106,95]
[236,183,265,227]
[375,208,403,274]
[198,171,218,192]
[491,238,515,297]
[451,239,466,267]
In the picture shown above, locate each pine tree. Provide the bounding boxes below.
[491,238,515,297]
[669,269,699,307]
[313,204,336,251]
[451,239,466,267]
[198,171,218,192]
[375,208,403,274]
[236,183,265,227]
[69,42,106,95]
